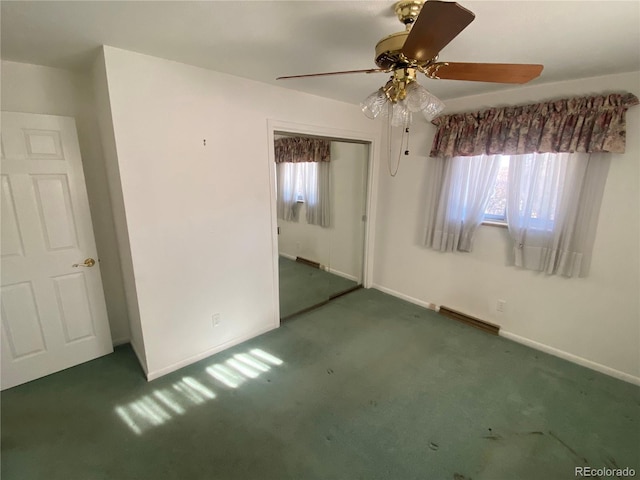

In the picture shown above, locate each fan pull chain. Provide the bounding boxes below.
[404,126,410,156]
[387,116,409,177]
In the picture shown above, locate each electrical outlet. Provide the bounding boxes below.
[496,300,506,313]
[212,313,221,327]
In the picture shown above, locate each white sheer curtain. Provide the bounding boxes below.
[276,163,300,222]
[304,161,331,227]
[424,154,501,252]
[276,162,330,227]
[506,152,610,277]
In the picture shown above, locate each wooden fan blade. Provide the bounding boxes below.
[277,69,386,80]
[427,62,543,83]
[401,1,475,63]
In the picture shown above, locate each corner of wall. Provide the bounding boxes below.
[90,47,148,373]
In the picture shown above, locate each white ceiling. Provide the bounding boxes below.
[2,1,639,105]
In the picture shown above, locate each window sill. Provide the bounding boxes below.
[482,220,508,228]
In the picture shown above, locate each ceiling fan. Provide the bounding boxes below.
[277,0,543,125]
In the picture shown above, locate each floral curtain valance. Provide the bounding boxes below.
[430,92,639,158]
[274,136,331,163]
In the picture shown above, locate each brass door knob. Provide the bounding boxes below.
[72,258,96,268]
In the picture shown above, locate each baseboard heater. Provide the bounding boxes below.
[296,256,320,269]
[438,306,500,336]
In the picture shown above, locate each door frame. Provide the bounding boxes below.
[266,119,381,323]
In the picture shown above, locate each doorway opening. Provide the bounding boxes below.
[267,122,378,322]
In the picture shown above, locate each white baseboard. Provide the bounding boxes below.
[145,324,279,381]
[328,267,359,282]
[500,330,640,386]
[371,284,438,311]
[280,253,359,282]
[371,284,640,386]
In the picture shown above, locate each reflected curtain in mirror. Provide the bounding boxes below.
[275,137,331,227]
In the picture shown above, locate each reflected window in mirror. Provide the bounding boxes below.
[276,161,330,227]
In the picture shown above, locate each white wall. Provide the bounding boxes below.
[0,60,131,345]
[97,46,382,379]
[373,71,640,383]
[278,141,368,281]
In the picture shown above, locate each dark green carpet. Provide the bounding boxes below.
[2,289,638,480]
[278,256,358,318]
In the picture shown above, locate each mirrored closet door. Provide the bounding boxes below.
[275,133,369,319]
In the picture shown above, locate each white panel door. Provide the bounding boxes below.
[1,112,113,390]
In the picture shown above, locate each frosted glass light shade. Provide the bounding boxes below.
[405,81,445,120]
[405,82,431,112]
[421,95,445,121]
[391,101,412,127]
[361,88,388,119]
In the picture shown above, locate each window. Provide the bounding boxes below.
[424,151,610,277]
[276,161,330,227]
[280,162,318,204]
[483,155,509,223]
[483,153,566,227]
[283,162,308,203]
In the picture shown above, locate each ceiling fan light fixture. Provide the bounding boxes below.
[361,78,444,125]
[360,88,388,119]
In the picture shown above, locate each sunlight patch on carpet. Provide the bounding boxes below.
[114,348,284,435]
